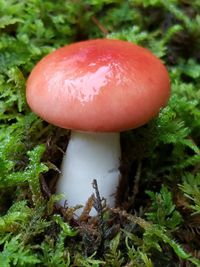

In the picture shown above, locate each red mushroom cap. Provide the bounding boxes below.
[26,39,170,132]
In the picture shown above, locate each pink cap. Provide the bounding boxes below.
[26,39,170,132]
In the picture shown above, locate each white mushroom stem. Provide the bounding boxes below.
[56,131,121,216]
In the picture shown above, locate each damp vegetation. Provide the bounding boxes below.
[0,0,200,266]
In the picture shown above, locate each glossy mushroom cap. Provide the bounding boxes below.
[26,39,170,132]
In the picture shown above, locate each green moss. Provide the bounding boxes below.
[0,0,200,266]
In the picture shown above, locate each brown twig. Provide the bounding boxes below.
[79,196,94,222]
[128,160,142,209]
[111,207,151,230]
[92,179,106,254]
[40,175,51,199]
[84,4,108,36]
[91,16,109,36]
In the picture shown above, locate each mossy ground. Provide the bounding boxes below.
[0,0,200,266]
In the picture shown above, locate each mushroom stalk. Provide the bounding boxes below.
[56,131,121,216]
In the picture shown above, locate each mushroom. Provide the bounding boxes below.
[26,39,170,216]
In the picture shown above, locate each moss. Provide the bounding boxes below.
[0,0,200,266]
